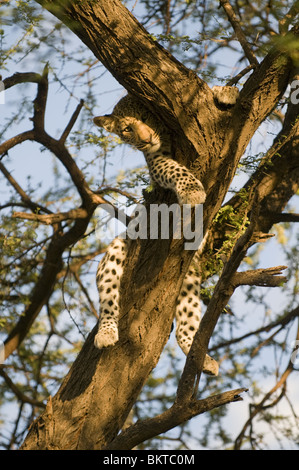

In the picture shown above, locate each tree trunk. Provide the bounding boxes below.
[20,0,298,450]
[20,237,191,450]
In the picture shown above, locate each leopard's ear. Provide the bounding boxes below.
[93,115,118,132]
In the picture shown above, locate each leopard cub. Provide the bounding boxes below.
[93,93,222,376]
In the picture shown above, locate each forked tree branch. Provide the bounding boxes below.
[103,387,248,450]
[1,73,95,359]
[12,208,89,224]
[104,204,288,449]
[6,0,298,450]
[0,368,46,409]
[1,70,137,360]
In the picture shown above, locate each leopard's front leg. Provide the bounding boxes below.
[146,154,206,206]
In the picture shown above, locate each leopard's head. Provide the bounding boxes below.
[93,95,165,153]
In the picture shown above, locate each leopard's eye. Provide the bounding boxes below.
[122,126,132,133]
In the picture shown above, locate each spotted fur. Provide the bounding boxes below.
[94,237,128,349]
[93,94,206,206]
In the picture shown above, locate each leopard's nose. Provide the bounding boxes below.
[139,133,152,143]
[138,123,152,143]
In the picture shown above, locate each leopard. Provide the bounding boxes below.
[94,94,207,206]
[93,87,238,375]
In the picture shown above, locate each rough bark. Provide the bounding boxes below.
[18,0,299,450]
[20,238,190,450]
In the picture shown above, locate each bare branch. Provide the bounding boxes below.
[279,0,299,34]
[59,99,85,144]
[219,0,259,66]
[3,72,43,90]
[0,130,35,155]
[234,328,298,449]
[232,266,288,288]
[0,160,52,216]
[12,208,89,225]
[32,64,49,130]
[226,64,256,86]
[0,368,46,409]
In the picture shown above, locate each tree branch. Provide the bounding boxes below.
[226,64,256,86]
[1,75,99,359]
[12,200,132,228]
[219,0,259,66]
[0,160,52,216]
[232,266,288,288]
[1,70,92,206]
[12,208,89,225]
[3,72,44,89]
[279,0,299,34]
[0,368,46,409]
[103,387,248,450]
[262,212,299,223]
[0,130,35,156]
[32,64,49,131]
[234,343,297,449]
[210,305,299,352]
[59,99,84,144]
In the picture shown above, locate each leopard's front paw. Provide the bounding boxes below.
[94,325,119,349]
